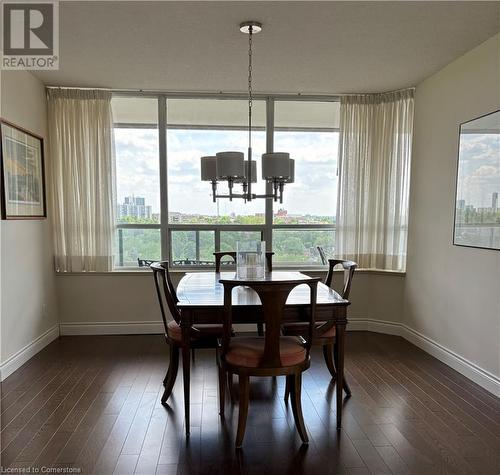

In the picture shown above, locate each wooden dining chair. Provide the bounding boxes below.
[282,259,357,399]
[214,251,274,337]
[217,276,320,447]
[213,251,274,273]
[151,261,225,405]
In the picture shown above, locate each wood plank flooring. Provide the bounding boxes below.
[1,332,499,474]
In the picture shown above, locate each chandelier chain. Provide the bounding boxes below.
[201,21,289,204]
[248,25,253,151]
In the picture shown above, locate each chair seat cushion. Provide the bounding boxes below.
[225,336,306,368]
[281,322,336,338]
[167,321,224,342]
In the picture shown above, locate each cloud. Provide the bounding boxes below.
[115,127,338,216]
[457,133,500,207]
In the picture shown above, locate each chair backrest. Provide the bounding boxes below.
[214,251,274,273]
[219,277,320,368]
[317,246,328,265]
[324,259,357,299]
[214,251,236,272]
[151,261,180,335]
[138,258,155,267]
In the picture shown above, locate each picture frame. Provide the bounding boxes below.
[0,119,47,220]
[453,109,500,251]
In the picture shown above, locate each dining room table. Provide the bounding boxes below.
[175,270,351,435]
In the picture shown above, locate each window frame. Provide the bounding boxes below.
[112,92,339,270]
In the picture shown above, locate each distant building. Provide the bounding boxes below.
[117,196,152,220]
[457,199,465,210]
[492,192,498,211]
[169,212,182,223]
[275,208,288,217]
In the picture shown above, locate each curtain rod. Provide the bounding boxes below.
[45,86,415,97]
[46,86,112,90]
[342,86,415,95]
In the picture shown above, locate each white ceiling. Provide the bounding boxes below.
[34,1,500,94]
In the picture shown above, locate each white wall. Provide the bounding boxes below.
[0,71,59,377]
[405,34,500,385]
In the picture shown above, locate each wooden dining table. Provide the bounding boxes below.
[176,270,351,435]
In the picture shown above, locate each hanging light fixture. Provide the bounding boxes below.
[200,20,293,203]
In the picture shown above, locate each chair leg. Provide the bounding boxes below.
[334,342,352,397]
[236,375,250,448]
[284,375,292,403]
[161,345,179,404]
[218,366,226,417]
[290,372,308,444]
[257,323,264,336]
[323,343,337,380]
[227,372,235,401]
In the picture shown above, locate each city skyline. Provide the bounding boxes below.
[456,191,499,211]
[456,133,500,208]
[118,194,334,224]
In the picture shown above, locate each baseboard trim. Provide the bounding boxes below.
[401,324,500,397]
[347,318,403,335]
[59,321,164,335]
[348,317,500,397]
[0,324,60,381]
[58,318,500,397]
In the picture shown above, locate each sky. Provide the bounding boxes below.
[114,128,338,217]
[456,133,500,208]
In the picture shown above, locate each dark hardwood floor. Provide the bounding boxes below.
[1,332,499,474]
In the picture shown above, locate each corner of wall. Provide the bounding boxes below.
[403,32,500,393]
[0,71,59,379]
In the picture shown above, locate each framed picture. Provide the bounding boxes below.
[453,109,500,250]
[0,120,47,220]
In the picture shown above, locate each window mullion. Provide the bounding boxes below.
[195,230,200,262]
[215,228,221,253]
[264,97,274,249]
[158,95,168,262]
[118,228,124,267]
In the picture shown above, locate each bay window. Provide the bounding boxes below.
[111,95,339,269]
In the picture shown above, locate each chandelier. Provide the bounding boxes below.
[200,21,294,203]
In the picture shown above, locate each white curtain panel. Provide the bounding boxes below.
[48,88,115,272]
[336,89,414,271]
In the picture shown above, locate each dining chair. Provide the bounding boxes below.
[217,276,320,447]
[316,246,328,265]
[214,251,274,337]
[138,258,155,267]
[282,259,357,400]
[213,251,274,273]
[151,261,225,404]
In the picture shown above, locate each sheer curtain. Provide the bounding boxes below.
[336,89,414,271]
[48,88,115,272]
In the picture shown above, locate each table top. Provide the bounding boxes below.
[177,271,349,308]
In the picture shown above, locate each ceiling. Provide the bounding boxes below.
[34,1,500,94]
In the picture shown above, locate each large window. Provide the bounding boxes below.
[273,101,338,264]
[112,95,339,269]
[113,97,161,267]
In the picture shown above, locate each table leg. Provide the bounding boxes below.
[335,319,346,430]
[181,318,191,436]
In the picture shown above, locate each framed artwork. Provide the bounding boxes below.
[0,120,47,219]
[453,109,500,250]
